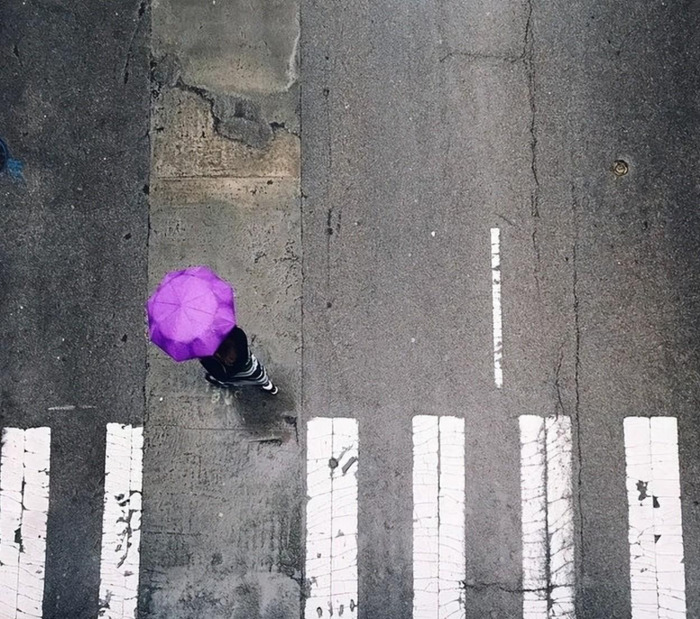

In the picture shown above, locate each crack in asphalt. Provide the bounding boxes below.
[571,178,585,602]
[123,0,147,85]
[523,0,542,299]
[554,345,566,417]
[438,51,523,64]
[461,580,558,595]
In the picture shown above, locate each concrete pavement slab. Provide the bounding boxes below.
[141,0,301,615]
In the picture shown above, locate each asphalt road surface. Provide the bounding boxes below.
[1,0,699,618]
[300,0,700,617]
[0,1,149,617]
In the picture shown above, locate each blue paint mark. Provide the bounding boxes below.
[0,138,25,181]
[0,139,7,170]
[6,158,24,180]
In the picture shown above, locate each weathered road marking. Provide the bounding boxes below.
[520,415,575,618]
[98,424,143,619]
[624,417,685,619]
[305,418,358,618]
[413,415,466,619]
[0,427,51,619]
[491,227,503,388]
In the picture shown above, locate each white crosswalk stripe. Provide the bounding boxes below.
[412,416,466,619]
[305,417,359,619]
[0,427,51,619]
[519,415,575,618]
[98,424,144,619]
[624,417,686,619]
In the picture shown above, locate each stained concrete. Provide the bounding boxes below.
[153,0,299,94]
[140,0,302,615]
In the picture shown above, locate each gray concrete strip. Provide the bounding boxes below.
[153,0,299,95]
[140,0,302,616]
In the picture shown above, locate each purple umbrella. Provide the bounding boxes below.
[146,266,236,362]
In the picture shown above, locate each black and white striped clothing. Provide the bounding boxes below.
[199,326,275,390]
[201,352,273,388]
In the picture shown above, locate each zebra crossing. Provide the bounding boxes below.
[304,415,688,619]
[0,424,143,619]
[0,420,689,619]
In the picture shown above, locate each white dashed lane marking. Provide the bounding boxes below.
[305,418,358,619]
[491,227,503,388]
[520,415,575,618]
[624,417,686,619]
[98,424,144,619]
[413,416,466,619]
[0,427,51,619]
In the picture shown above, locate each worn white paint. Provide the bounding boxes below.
[624,417,685,619]
[98,424,143,619]
[413,416,466,619]
[305,418,358,618]
[0,427,51,619]
[491,227,503,388]
[520,415,575,618]
[47,405,96,411]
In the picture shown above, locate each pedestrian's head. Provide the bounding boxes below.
[214,329,238,365]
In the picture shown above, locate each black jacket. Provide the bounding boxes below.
[199,326,250,383]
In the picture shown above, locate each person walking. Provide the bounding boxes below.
[199,326,278,394]
[146,265,278,395]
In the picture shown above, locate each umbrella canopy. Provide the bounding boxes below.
[146,266,236,361]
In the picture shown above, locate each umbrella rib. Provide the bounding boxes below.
[183,306,218,317]
[154,304,182,323]
[182,291,214,303]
